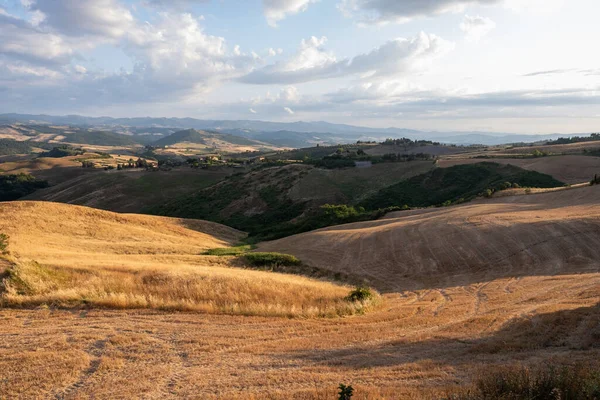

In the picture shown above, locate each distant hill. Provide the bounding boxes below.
[154,128,266,148]
[0,139,33,156]
[4,112,594,146]
[62,129,139,146]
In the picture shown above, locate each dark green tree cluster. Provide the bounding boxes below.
[381,138,439,146]
[0,174,49,201]
[116,158,152,170]
[0,139,33,156]
[547,132,600,145]
[40,145,84,158]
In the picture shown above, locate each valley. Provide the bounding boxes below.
[1,120,599,399]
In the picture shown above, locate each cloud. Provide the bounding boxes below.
[283,106,295,114]
[338,0,502,24]
[460,15,496,41]
[30,0,136,39]
[239,32,454,84]
[0,12,80,66]
[0,2,260,107]
[263,0,317,27]
[144,0,209,9]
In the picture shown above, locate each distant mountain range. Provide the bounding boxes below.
[0,113,592,147]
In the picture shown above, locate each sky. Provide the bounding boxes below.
[0,0,599,133]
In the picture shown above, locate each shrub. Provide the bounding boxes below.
[0,233,8,254]
[591,174,600,186]
[203,245,253,256]
[347,286,373,302]
[242,252,301,267]
[448,363,600,400]
[338,384,354,400]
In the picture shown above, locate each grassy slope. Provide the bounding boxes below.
[25,168,234,213]
[0,139,33,155]
[360,162,564,209]
[438,154,600,184]
[155,129,260,147]
[61,130,139,146]
[1,187,599,398]
[260,184,600,291]
[149,162,436,238]
[0,201,362,317]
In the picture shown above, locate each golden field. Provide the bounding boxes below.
[0,202,368,318]
[1,185,599,398]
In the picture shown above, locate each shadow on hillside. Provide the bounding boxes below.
[277,303,600,370]
[265,209,600,293]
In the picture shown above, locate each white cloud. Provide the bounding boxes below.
[460,15,496,41]
[0,2,260,107]
[74,64,87,74]
[263,0,317,27]
[240,32,454,84]
[0,12,78,65]
[144,0,209,9]
[283,106,295,114]
[338,0,501,24]
[30,0,136,39]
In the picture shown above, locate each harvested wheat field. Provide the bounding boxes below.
[1,188,600,399]
[0,202,363,318]
[438,154,600,184]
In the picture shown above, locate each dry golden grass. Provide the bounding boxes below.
[1,187,599,398]
[0,201,369,318]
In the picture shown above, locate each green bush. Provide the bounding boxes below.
[347,287,373,302]
[242,252,301,267]
[338,384,354,400]
[449,364,600,400]
[0,233,8,254]
[203,245,253,256]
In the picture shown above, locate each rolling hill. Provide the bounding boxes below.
[149,161,437,238]
[359,162,564,209]
[1,187,599,399]
[25,167,234,213]
[0,201,359,318]
[154,128,265,148]
[259,184,600,292]
[438,154,600,184]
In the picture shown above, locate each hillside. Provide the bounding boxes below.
[260,184,600,291]
[2,190,599,399]
[360,162,563,209]
[150,161,436,238]
[439,155,600,184]
[61,130,139,146]
[0,124,139,147]
[0,201,360,318]
[155,128,262,147]
[25,168,233,213]
[0,139,33,155]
